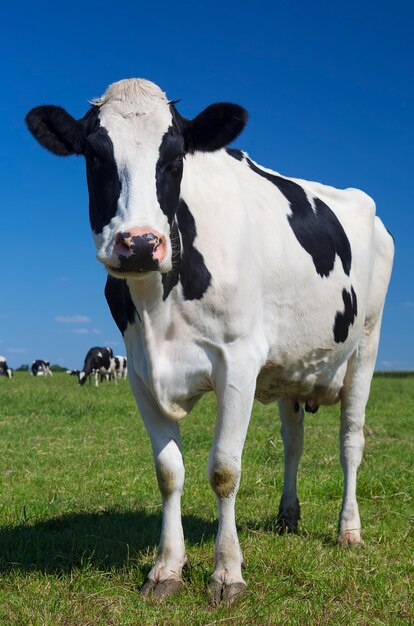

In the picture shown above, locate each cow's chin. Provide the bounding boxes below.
[105,261,172,280]
[106,266,154,280]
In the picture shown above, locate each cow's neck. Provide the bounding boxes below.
[127,274,172,342]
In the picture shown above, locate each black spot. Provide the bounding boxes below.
[246,158,352,277]
[105,275,139,335]
[85,115,121,234]
[226,148,244,161]
[162,200,212,301]
[294,401,300,413]
[333,286,358,343]
[156,126,185,224]
[178,200,212,299]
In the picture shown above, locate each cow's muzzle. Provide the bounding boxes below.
[113,227,167,273]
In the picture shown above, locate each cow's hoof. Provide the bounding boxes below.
[208,581,247,605]
[276,498,300,534]
[140,577,184,601]
[337,532,365,548]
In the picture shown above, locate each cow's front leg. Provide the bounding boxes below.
[128,374,187,600]
[208,366,256,604]
[277,397,304,533]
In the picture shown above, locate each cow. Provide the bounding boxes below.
[113,356,127,380]
[26,78,394,603]
[77,346,116,386]
[31,360,52,377]
[0,356,12,379]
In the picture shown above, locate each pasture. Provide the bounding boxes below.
[0,373,412,625]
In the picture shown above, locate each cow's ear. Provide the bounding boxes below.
[184,103,248,153]
[25,105,86,156]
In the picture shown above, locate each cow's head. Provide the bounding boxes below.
[26,79,247,278]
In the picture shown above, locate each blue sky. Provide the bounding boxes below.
[0,1,412,370]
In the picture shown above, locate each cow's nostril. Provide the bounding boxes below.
[114,232,134,257]
[116,232,131,244]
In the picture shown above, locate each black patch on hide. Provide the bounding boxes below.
[105,275,139,335]
[85,114,121,234]
[156,126,185,224]
[246,158,352,278]
[226,148,244,161]
[162,200,212,301]
[333,286,358,343]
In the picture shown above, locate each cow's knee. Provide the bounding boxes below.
[155,440,184,498]
[208,453,240,499]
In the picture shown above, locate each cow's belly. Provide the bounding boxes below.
[255,358,348,405]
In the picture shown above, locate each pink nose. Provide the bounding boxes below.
[114,227,167,269]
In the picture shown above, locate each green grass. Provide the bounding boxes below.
[0,373,412,625]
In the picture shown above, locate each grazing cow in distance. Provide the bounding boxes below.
[113,356,127,380]
[0,356,12,379]
[26,78,394,603]
[31,360,52,377]
[77,346,116,386]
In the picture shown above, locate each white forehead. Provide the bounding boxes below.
[92,78,173,159]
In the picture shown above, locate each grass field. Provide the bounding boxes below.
[0,373,412,625]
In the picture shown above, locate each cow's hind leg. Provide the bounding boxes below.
[277,397,304,533]
[338,320,383,546]
[208,364,256,604]
[128,374,187,600]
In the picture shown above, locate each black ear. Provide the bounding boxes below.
[184,103,248,153]
[25,105,86,156]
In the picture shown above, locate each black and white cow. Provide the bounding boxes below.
[26,79,394,603]
[77,346,116,386]
[0,356,12,379]
[113,355,127,380]
[31,360,52,377]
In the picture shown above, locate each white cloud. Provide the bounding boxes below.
[104,340,121,347]
[401,301,414,309]
[379,360,407,368]
[55,315,91,324]
[70,327,101,335]
[7,347,28,354]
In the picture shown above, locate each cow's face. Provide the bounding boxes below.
[26,79,247,279]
